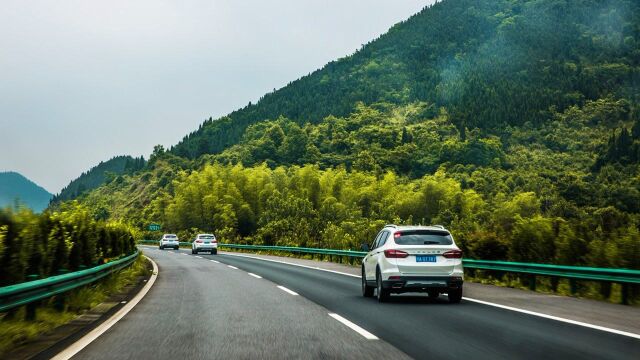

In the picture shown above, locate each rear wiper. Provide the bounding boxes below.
[423,241,440,245]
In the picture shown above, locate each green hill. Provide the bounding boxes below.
[76,0,639,280]
[171,0,639,160]
[52,155,145,203]
[0,172,52,212]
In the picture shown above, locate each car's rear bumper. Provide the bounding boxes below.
[160,242,180,248]
[194,245,218,250]
[381,276,463,293]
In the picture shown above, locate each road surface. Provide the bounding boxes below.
[72,247,640,359]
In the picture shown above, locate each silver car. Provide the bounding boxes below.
[361,225,464,303]
[191,234,218,254]
[159,234,180,250]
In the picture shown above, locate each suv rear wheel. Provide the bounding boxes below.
[448,288,462,303]
[362,267,374,297]
[376,268,390,302]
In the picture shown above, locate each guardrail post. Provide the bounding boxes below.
[24,274,39,320]
[600,282,611,300]
[529,275,536,291]
[621,284,629,305]
[25,302,38,321]
[54,294,66,311]
[569,279,577,295]
[550,277,559,292]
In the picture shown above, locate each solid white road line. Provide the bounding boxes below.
[462,297,640,340]
[222,252,360,278]
[52,256,159,360]
[277,285,299,296]
[210,260,220,263]
[221,252,640,340]
[248,273,262,279]
[328,313,378,340]
[227,265,239,270]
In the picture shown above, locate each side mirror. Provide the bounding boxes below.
[361,243,370,252]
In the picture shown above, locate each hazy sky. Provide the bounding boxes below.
[1,0,432,193]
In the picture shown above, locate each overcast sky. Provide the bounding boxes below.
[0,0,432,193]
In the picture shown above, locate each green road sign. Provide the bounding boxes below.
[148,223,161,231]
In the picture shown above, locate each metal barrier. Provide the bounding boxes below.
[0,251,139,314]
[219,243,367,258]
[212,243,639,304]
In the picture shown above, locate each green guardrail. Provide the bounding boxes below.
[219,243,367,258]
[0,251,139,315]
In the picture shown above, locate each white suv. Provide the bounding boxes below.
[361,225,464,303]
[159,234,179,250]
[191,234,218,254]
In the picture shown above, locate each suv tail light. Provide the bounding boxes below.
[442,250,463,259]
[212,240,217,243]
[195,240,203,243]
[384,249,409,258]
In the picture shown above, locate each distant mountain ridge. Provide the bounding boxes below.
[52,155,145,203]
[0,172,52,212]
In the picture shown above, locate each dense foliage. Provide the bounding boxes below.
[0,204,136,286]
[52,155,146,203]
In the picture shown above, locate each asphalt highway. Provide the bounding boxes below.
[72,248,409,360]
[72,248,640,359]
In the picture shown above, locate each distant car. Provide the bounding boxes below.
[361,225,464,303]
[159,234,180,250]
[192,234,217,254]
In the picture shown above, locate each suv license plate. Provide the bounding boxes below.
[416,255,436,263]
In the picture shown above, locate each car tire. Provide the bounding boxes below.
[362,267,374,297]
[159,246,163,250]
[376,268,390,303]
[191,249,196,254]
[448,288,463,303]
[212,249,217,255]
[175,246,179,250]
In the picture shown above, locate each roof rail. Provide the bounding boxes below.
[384,224,398,228]
[431,224,445,229]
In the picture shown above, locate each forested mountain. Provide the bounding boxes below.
[172,0,639,159]
[75,0,639,296]
[52,155,145,203]
[0,172,52,212]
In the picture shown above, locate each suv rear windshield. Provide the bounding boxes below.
[393,230,453,245]
[199,235,214,239]
[164,235,177,239]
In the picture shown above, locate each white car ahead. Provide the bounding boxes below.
[192,234,218,254]
[361,225,464,303]
[159,234,180,250]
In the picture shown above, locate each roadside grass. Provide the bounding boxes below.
[0,254,149,355]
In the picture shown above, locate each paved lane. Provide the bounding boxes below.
[72,248,410,359]
[199,251,640,360]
